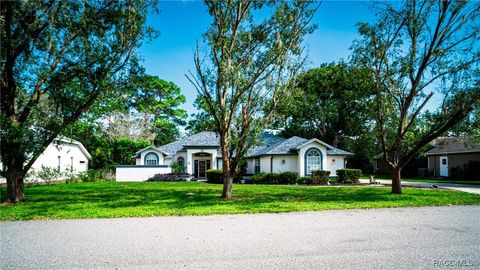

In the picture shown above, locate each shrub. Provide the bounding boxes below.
[278,171,298,185]
[252,171,298,185]
[148,173,189,182]
[252,172,266,183]
[297,177,312,185]
[336,169,362,183]
[311,170,330,185]
[206,169,224,184]
[35,165,62,185]
[263,173,279,184]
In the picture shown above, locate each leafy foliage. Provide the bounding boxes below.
[311,170,330,185]
[270,62,377,172]
[336,169,362,184]
[187,0,317,198]
[206,169,224,184]
[352,0,480,193]
[1,0,155,202]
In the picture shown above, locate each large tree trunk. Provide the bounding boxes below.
[4,168,26,203]
[219,131,233,199]
[391,166,402,194]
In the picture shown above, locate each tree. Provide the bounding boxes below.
[271,62,376,154]
[129,74,187,145]
[352,0,480,194]
[185,95,217,134]
[0,0,155,202]
[187,0,317,199]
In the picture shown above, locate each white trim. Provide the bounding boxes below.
[134,146,168,156]
[295,138,334,150]
[54,138,92,160]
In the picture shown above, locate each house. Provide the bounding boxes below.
[0,136,91,183]
[372,153,428,177]
[426,137,480,178]
[115,131,353,181]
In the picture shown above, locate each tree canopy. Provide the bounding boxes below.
[187,0,317,198]
[352,0,480,193]
[1,0,155,202]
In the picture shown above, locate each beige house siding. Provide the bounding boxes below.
[428,152,480,177]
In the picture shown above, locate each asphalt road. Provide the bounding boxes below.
[1,206,479,270]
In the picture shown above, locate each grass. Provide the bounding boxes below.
[1,181,480,221]
[368,174,480,186]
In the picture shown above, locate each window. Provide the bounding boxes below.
[57,156,61,172]
[71,157,74,171]
[144,152,159,166]
[442,158,447,165]
[305,148,322,175]
[255,158,260,173]
[177,156,185,167]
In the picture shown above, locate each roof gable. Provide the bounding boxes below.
[247,133,353,157]
[157,131,220,156]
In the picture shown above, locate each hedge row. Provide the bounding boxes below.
[252,171,299,185]
[207,169,362,185]
[206,169,224,184]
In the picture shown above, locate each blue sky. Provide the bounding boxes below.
[139,1,375,116]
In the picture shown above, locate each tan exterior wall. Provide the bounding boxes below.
[428,153,480,177]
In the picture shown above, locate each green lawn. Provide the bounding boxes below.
[1,181,480,221]
[368,174,480,186]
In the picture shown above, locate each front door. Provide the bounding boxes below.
[194,160,211,178]
[439,156,448,177]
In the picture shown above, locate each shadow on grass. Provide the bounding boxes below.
[1,182,479,220]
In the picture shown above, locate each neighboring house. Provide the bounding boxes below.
[116,131,353,181]
[0,136,91,183]
[426,137,480,178]
[372,153,428,177]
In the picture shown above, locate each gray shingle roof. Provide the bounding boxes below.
[157,131,220,156]
[427,137,480,155]
[247,133,353,157]
[153,131,353,157]
[327,148,354,155]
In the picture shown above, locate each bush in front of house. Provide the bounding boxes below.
[252,172,266,183]
[278,171,299,184]
[206,169,224,184]
[147,173,190,182]
[297,177,312,185]
[251,171,298,185]
[311,170,330,185]
[336,169,362,183]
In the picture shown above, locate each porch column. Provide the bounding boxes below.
[212,150,217,169]
[186,149,193,175]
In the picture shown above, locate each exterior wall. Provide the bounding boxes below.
[326,155,345,176]
[374,159,391,175]
[298,142,327,177]
[0,140,90,183]
[271,155,298,173]
[115,166,171,182]
[428,153,480,177]
[30,140,90,174]
[136,148,165,165]
[163,157,172,166]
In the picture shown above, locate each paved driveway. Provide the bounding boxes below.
[360,179,480,194]
[1,206,479,269]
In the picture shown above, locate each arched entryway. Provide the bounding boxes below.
[193,152,211,178]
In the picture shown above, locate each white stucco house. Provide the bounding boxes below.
[0,136,91,183]
[116,131,353,182]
